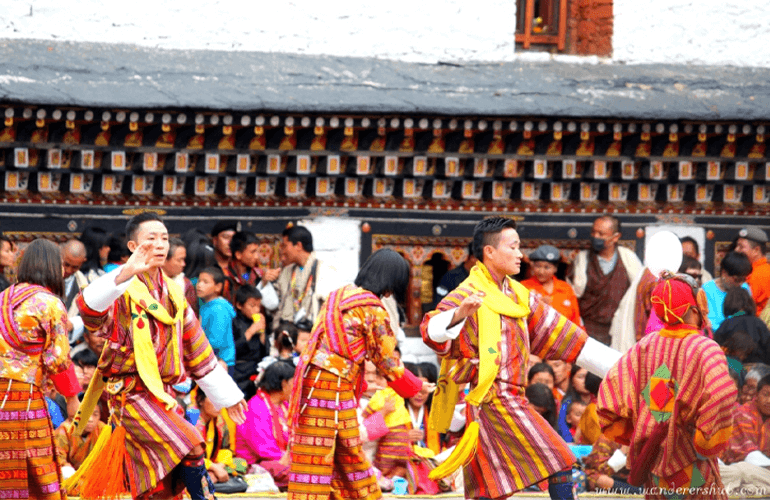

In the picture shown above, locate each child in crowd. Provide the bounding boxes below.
[557,365,592,442]
[404,362,440,454]
[293,318,313,356]
[232,284,269,400]
[563,400,587,440]
[525,382,558,431]
[575,372,603,445]
[72,348,99,392]
[195,389,243,485]
[197,266,236,372]
[56,398,106,484]
[363,365,441,495]
[274,321,298,365]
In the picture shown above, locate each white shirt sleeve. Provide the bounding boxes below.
[81,266,133,312]
[427,308,466,343]
[68,316,84,345]
[576,337,622,378]
[607,449,628,472]
[257,282,279,311]
[196,363,244,410]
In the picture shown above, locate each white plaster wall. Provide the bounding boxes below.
[613,0,770,67]
[298,216,360,290]
[0,0,516,64]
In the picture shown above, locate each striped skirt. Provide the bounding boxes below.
[111,386,204,498]
[0,378,64,500]
[464,391,575,499]
[288,366,380,500]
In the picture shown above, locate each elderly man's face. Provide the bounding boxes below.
[62,251,87,279]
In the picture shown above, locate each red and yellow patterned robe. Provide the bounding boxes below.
[598,325,736,499]
[287,284,421,500]
[421,279,588,499]
[722,401,770,464]
[76,272,219,498]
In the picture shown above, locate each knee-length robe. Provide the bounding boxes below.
[598,326,736,499]
[76,271,220,498]
[421,278,588,499]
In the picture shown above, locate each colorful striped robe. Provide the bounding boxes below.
[76,272,219,498]
[721,401,770,465]
[598,325,736,499]
[421,283,588,499]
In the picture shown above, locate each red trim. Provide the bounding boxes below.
[51,364,81,397]
[388,367,423,399]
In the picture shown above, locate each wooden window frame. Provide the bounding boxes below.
[515,0,568,51]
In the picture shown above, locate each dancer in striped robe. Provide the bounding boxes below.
[422,217,619,500]
[598,275,736,499]
[286,249,429,500]
[72,213,247,500]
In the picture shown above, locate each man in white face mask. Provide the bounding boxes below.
[567,215,642,345]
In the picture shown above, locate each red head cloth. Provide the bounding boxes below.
[650,277,698,325]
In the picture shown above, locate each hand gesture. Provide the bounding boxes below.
[226,399,248,425]
[116,241,156,284]
[263,268,281,283]
[407,428,425,442]
[452,291,485,326]
[421,381,436,394]
[381,396,397,415]
[245,315,266,341]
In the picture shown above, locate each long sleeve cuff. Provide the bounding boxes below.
[196,363,244,410]
[258,282,279,311]
[82,266,132,312]
[449,402,467,432]
[51,364,82,398]
[607,449,627,472]
[746,450,770,467]
[388,367,423,399]
[576,337,622,378]
[427,309,465,343]
[68,316,84,345]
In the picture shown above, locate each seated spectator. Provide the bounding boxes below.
[722,331,757,378]
[714,287,770,365]
[294,318,313,356]
[702,251,752,332]
[197,266,236,371]
[0,233,14,291]
[195,389,243,485]
[741,364,770,405]
[723,374,770,466]
[525,382,558,431]
[55,397,106,482]
[563,400,587,441]
[528,362,556,390]
[404,362,440,455]
[72,348,98,392]
[232,285,269,400]
[575,372,603,445]
[236,361,294,490]
[547,359,571,408]
[362,367,441,495]
[557,365,593,442]
[274,321,298,365]
[583,437,640,493]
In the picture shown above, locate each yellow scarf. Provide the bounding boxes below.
[74,273,184,436]
[126,275,184,410]
[429,262,530,480]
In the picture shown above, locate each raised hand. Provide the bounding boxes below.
[115,240,157,284]
[451,291,485,326]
